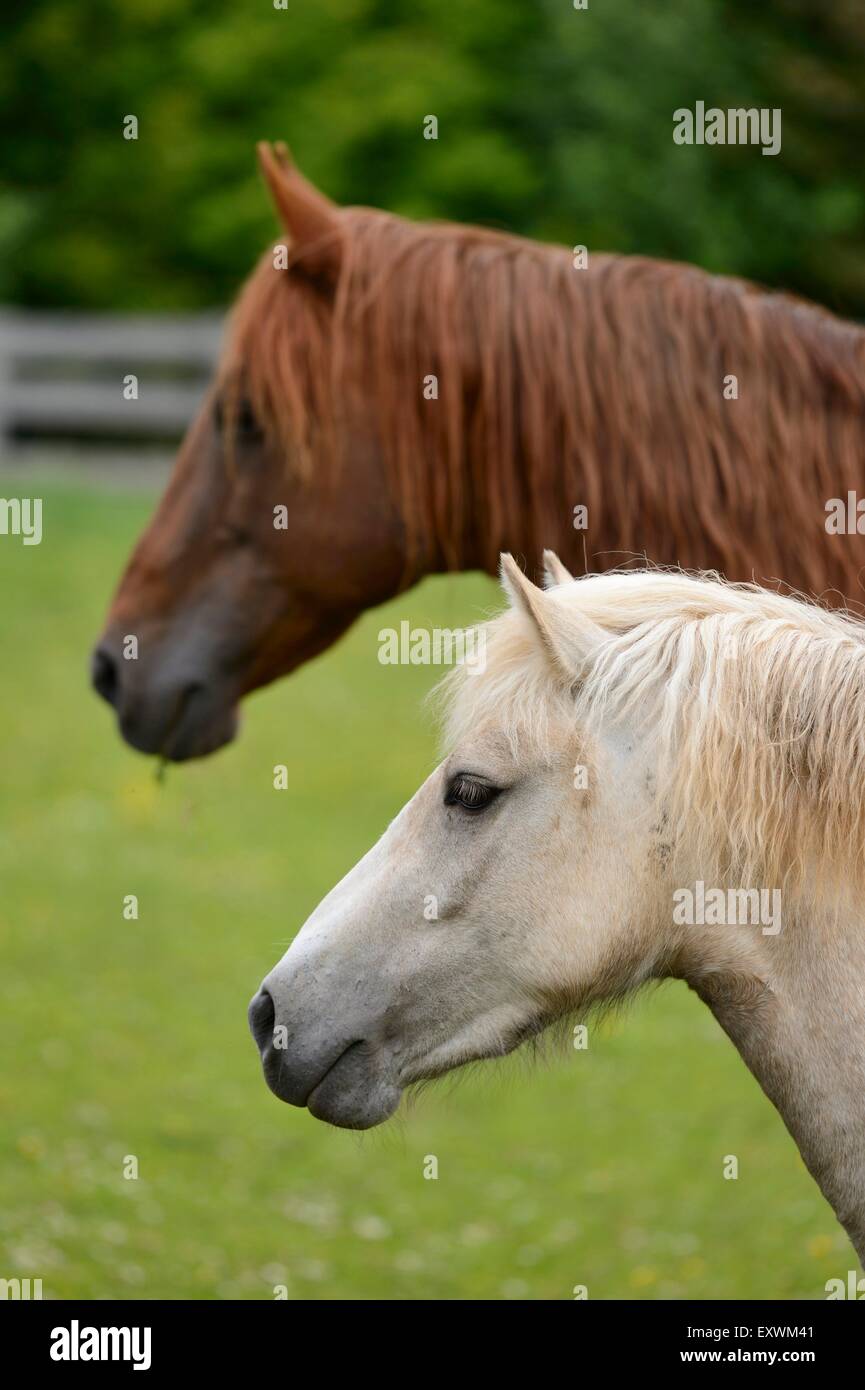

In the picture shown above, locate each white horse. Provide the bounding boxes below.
[249,552,865,1260]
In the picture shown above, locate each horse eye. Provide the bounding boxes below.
[213,396,260,440]
[236,399,259,437]
[445,775,500,814]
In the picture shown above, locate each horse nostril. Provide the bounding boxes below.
[248,988,276,1054]
[180,680,205,713]
[91,646,119,707]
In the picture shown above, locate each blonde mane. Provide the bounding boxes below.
[443,569,865,898]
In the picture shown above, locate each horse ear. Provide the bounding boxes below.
[500,553,604,678]
[542,550,574,589]
[256,141,343,280]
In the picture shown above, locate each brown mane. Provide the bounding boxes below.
[221,205,865,601]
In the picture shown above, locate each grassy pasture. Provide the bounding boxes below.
[0,478,853,1299]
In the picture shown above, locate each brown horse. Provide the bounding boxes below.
[92,141,865,760]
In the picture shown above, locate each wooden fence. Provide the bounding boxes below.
[0,310,223,449]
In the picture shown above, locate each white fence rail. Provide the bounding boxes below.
[0,310,224,447]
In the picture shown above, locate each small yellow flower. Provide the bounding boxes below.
[116,777,158,826]
[17,1133,46,1160]
[807,1234,833,1259]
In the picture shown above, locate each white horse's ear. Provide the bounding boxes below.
[542,550,574,589]
[500,554,604,677]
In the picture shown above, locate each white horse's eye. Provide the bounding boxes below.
[444,775,500,813]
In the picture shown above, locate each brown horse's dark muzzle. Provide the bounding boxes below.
[90,626,239,761]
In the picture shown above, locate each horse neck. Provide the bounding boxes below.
[673,896,865,1263]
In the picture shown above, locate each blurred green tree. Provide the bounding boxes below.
[1,0,863,314]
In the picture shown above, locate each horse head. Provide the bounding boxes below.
[90,144,408,759]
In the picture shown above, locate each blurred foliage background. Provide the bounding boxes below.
[2,0,865,314]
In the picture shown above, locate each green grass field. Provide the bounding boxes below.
[0,477,856,1300]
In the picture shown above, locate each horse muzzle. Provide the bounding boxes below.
[247,984,402,1130]
[90,630,239,761]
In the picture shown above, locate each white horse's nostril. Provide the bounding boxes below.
[247,988,275,1053]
